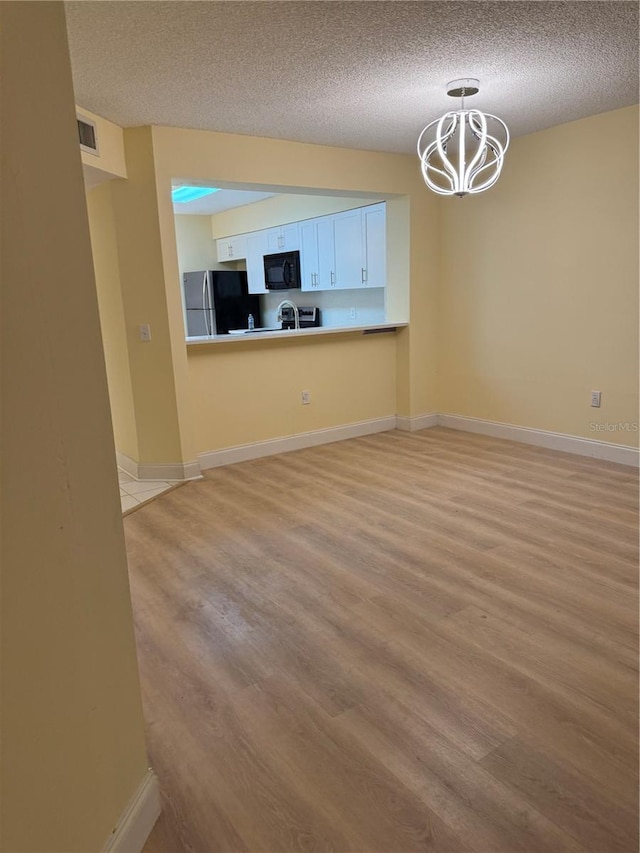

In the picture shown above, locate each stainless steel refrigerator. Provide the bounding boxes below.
[183,270,261,336]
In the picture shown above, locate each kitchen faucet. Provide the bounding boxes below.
[276,299,300,330]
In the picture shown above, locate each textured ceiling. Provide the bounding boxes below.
[66,1,639,155]
[172,187,276,214]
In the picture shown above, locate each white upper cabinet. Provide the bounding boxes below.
[362,202,386,288]
[214,203,386,291]
[316,218,335,289]
[245,231,269,294]
[216,233,247,262]
[300,218,334,290]
[300,220,320,290]
[266,223,300,253]
[333,208,365,289]
[301,203,386,291]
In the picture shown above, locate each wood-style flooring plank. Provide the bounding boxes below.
[480,735,638,852]
[127,428,639,852]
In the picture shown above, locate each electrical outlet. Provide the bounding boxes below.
[301,390,311,405]
[139,324,152,342]
[350,307,357,320]
[591,390,601,408]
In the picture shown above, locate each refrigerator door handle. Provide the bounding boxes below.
[208,272,215,335]
[202,271,211,335]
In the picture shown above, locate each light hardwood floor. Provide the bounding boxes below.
[126,427,639,853]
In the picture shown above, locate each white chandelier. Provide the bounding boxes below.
[417,78,509,197]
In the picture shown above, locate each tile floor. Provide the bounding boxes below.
[118,470,176,514]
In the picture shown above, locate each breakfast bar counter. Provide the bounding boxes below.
[186,321,407,346]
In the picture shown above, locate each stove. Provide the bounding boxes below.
[281,305,321,330]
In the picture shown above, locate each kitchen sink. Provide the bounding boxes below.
[228,326,284,335]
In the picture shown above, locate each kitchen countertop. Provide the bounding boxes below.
[186,321,407,346]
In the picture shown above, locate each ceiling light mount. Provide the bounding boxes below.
[417,78,509,198]
[446,77,479,99]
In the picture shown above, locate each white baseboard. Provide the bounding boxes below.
[198,415,397,470]
[396,413,439,432]
[121,412,638,477]
[138,459,202,481]
[437,413,640,467]
[116,451,202,481]
[103,769,161,853]
[116,451,139,480]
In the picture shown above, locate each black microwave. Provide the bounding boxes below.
[263,250,301,290]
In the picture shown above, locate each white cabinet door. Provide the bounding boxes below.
[362,203,386,288]
[300,218,335,290]
[216,238,232,262]
[216,234,247,262]
[300,220,319,290]
[267,223,300,253]
[215,204,385,293]
[333,208,365,289]
[282,223,300,251]
[246,231,269,294]
[266,229,280,254]
[316,217,335,289]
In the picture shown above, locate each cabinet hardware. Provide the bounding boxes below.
[330,271,335,286]
[361,268,367,283]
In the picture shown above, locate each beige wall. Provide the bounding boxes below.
[439,106,639,447]
[402,191,440,417]
[174,214,223,279]
[151,125,439,459]
[209,192,380,239]
[109,127,196,466]
[87,182,139,460]
[189,333,397,453]
[1,4,149,851]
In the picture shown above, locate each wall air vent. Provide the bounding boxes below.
[77,114,99,156]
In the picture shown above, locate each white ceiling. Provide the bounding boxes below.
[66,1,638,155]
[172,186,276,215]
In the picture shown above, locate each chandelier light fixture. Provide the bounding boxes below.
[417,78,509,197]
